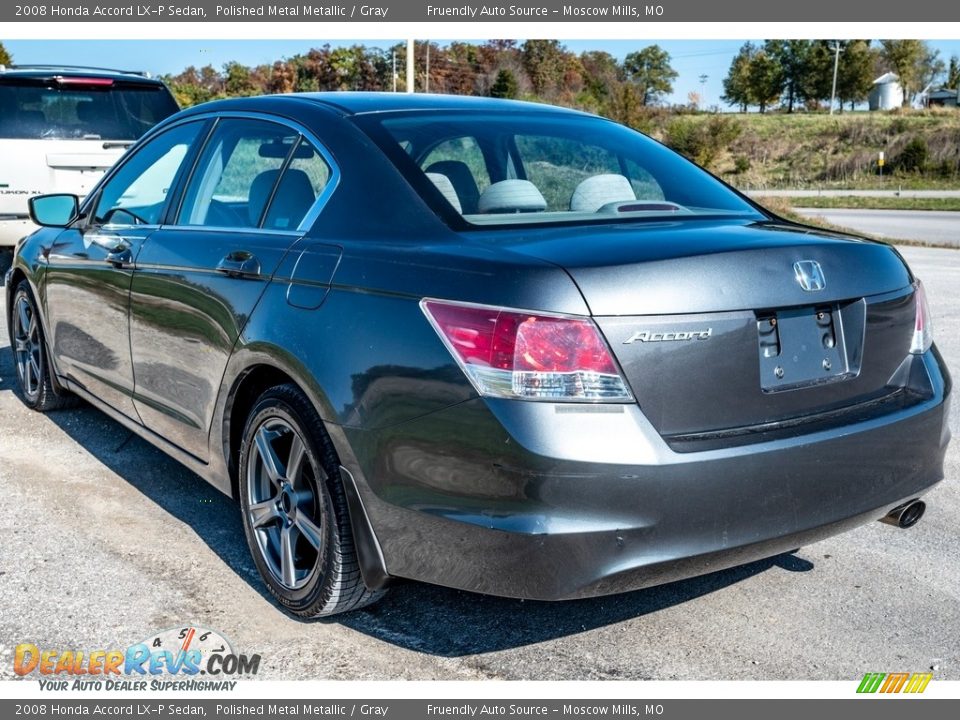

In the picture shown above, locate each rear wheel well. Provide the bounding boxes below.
[224,363,392,594]
[225,364,297,499]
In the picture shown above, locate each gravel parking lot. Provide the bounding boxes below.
[1,245,957,682]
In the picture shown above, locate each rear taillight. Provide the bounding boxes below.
[910,280,934,354]
[421,299,633,402]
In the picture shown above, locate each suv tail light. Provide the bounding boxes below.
[910,280,933,354]
[421,299,633,402]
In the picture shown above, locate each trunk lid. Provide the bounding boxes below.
[491,219,919,442]
[491,218,912,315]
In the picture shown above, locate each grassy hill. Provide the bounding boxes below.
[644,109,960,190]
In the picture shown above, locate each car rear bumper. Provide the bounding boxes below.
[342,349,951,600]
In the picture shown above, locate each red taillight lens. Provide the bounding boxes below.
[514,316,619,374]
[421,299,633,402]
[910,280,933,354]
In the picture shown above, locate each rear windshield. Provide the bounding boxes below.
[0,78,179,140]
[356,110,764,228]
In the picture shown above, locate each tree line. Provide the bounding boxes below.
[1,39,957,120]
[158,39,683,129]
[159,39,959,117]
[723,40,957,112]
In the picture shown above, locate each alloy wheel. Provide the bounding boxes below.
[12,293,42,401]
[245,418,325,590]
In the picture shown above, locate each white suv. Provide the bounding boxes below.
[0,65,178,255]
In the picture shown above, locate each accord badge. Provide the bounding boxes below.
[623,328,712,344]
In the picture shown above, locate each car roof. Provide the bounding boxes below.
[182,92,591,118]
[0,65,163,84]
[302,92,588,116]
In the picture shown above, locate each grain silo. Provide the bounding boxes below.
[869,73,904,110]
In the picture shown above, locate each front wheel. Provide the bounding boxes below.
[9,280,76,411]
[238,384,384,617]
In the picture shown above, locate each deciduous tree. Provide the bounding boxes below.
[879,40,943,105]
[764,40,813,112]
[748,50,782,113]
[722,42,757,112]
[521,39,568,98]
[623,45,678,106]
[836,40,876,110]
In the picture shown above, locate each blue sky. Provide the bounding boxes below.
[4,39,960,108]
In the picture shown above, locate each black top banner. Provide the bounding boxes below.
[3,0,959,22]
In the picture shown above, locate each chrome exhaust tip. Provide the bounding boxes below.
[879,500,926,529]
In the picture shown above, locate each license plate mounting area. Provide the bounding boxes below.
[757,305,852,392]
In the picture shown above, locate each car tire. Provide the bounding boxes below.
[9,280,77,412]
[238,383,384,617]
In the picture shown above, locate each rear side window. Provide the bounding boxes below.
[177,118,331,231]
[0,78,179,140]
[271,140,332,230]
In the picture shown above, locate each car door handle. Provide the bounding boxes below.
[105,245,132,267]
[216,251,261,278]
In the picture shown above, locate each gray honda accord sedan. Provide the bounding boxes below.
[5,93,951,617]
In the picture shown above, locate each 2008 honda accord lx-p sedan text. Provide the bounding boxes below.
[5,94,951,617]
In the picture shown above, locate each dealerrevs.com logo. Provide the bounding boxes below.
[14,627,260,691]
[856,672,933,694]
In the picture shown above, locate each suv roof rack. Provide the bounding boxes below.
[0,64,152,78]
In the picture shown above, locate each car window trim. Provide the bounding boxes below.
[161,110,340,235]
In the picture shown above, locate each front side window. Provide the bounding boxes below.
[358,111,763,228]
[93,121,202,226]
[178,119,330,231]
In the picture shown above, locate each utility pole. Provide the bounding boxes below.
[829,41,842,115]
[699,74,708,110]
[425,43,430,93]
[406,39,415,93]
[392,51,397,92]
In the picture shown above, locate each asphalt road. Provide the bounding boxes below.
[0,245,958,682]
[793,208,960,247]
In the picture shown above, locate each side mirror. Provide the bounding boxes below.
[29,194,80,228]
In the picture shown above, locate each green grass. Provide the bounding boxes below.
[643,109,960,190]
[774,196,960,211]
